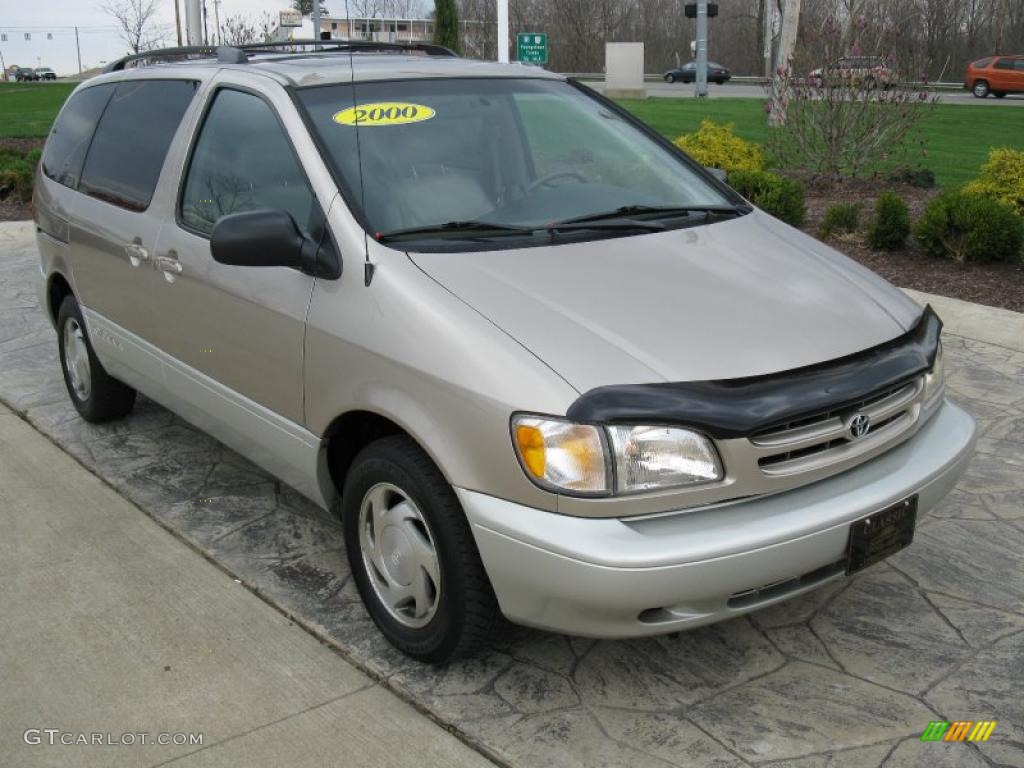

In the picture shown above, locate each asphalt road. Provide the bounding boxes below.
[583,78,1024,104]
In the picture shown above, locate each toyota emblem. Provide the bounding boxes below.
[847,412,871,439]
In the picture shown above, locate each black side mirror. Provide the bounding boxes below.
[211,209,340,279]
[707,167,728,183]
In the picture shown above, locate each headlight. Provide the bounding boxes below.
[512,415,722,496]
[607,425,723,492]
[923,341,945,409]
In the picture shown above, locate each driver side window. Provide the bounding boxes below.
[181,88,315,237]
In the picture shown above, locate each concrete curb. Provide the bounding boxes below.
[902,288,1024,353]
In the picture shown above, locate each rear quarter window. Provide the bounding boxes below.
[79,79,197,211]
[972,57,993,68]
[41,84,116,189]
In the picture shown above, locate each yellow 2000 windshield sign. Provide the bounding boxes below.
[332,102,436,126]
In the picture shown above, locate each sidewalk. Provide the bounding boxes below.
[0,400,495,768]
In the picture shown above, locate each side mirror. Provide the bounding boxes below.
[211,209,309,271]
[211,209,340,279]
[706,167,728,183]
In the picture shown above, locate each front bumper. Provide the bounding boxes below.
[460,399,975,638]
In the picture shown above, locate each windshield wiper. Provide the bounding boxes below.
[550,204,746,228]
[376,220,534,243]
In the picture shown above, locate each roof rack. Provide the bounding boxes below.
[103,40,458,73]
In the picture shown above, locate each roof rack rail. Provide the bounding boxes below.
[236,39,458,57]
[103,39,457,73]
[103,46,236,73]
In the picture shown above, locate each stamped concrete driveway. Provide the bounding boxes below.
[1,220,1022,768]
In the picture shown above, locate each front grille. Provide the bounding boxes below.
[748,377,923,477]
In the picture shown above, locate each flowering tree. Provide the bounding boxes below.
[765,17,938,181]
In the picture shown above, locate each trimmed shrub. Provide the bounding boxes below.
[963,147,1024,216]
[0,151,35,204]
[915,189,1024,263]
[728,169,806,227]
[674,121,765,174]
[867,191,911,250]
[819,202,861,239]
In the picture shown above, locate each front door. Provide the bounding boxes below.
[150,81,321,426]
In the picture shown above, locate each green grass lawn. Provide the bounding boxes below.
[3,83,1023,189]
[0,83,77,138]
[618,97,1024,189]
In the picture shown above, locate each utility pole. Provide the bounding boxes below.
[74,26,82,73]
[695,0,708,97]
[212,0,221,44]
[497,0,509,63]
[185,0,202,45]
[174,0,182,46]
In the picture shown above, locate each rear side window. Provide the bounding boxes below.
[1016,60,1024,72]
[41,84,115,189]
[994,58,1015,70]
[79,79,197,212]
[180,88,315,237]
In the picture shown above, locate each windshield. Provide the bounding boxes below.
[296,78,735,246]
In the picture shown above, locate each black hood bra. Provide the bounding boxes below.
[566,306,942,439]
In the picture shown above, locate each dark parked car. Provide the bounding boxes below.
[664,61,731,84]
[15,68,40,82]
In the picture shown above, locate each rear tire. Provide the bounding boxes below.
[56,295,136,423]
[972,80,990,98]
[342,435,498,663]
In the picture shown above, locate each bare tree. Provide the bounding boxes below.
[100,0,161,54]
[219,12,276,45]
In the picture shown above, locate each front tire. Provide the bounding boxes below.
[973,80,990,98]
[342,436,498,663]
[665,73,675,83]
[57,295,136,423]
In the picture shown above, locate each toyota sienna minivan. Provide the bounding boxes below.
[34,42,976,662]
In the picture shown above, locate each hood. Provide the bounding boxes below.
[409,211,923,394]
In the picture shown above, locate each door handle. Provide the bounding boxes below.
[154,254,183,282]
[125,242,149,268]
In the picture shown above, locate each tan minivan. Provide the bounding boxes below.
[35,42,975,662]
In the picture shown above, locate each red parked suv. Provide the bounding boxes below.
[965,55,1024,98]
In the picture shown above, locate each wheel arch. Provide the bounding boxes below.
[46,271,75,327]
[319,408,452,512]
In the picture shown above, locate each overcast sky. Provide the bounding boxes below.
[1,0,293,75]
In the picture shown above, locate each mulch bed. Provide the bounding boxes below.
[2,137,1022,312]
[803,180,1024,314]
